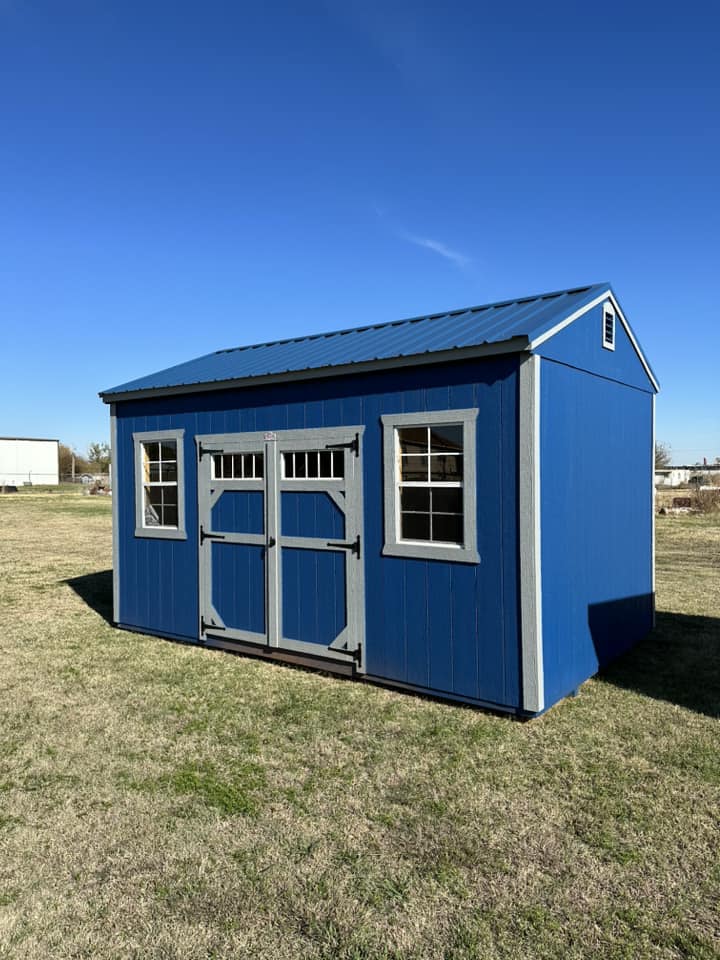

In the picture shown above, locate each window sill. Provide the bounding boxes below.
[382,542,480,564]
[134,527,187,541]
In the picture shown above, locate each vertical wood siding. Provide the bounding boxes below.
[115,356,521,710]
[539,360,654,707]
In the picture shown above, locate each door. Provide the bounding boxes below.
[197,427,365,671]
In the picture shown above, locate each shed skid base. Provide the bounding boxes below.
[362,674,524,716]
[117,623,528,714]
[203,633,356,677]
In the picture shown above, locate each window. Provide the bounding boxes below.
[381,410,479,563]
[213,452,263,480]
[133,429,186,539]
[282,450,344,479]
[603,302,616,350]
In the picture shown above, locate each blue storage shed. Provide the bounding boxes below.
[100,282,658,716]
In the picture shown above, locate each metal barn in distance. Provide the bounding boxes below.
[100,283,658,717]
[0,437,59,488]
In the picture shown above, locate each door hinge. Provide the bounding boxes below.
[326,533,361,558]
[200,525,226,545]
[325,432,359,457]
[198,442,224,461]
[201,616,225,634]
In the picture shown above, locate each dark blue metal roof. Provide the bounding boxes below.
[101,282,638,399]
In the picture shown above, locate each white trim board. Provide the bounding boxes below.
[518,354,544,714]
[528,289,659,393]
[110,405,120,624]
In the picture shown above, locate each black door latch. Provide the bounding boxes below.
[326,534,361,558]
[200,525,226,545]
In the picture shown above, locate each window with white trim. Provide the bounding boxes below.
[134,430,186,539]
[213,452,264,480]
[282,449,344,479]
[603,302,616,350]
[381,410,479,563]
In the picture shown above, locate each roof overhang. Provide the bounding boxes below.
[99,335,531,403]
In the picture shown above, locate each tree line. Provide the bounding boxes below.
[59,442,111,477]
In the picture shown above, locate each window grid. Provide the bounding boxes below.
[282,450,344,480]
[212,452,264,480]
[142,440,179,528]
[396,425,464,546]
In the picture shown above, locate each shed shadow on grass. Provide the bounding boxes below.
[65,569,113,625]
[593,605,720,719]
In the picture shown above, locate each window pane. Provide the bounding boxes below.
[148,462,161,483]
[282,453,293,478]
[398,427,428,455]
[162,487,178,508]
[401,487,431,512]
[213,455,222,479]
[319,451,332,477]
[255,454,264,479]
[332,451,344,478]
[401,511,431,541]
[222,454,233,478]
[429,424,463,453]
[143,442,160,462]
[430,454,463,482]
[160,441,177,461]
[401,455,428,482]
[161,461,177,483]
[432,513,463,544]
[432,488,463,514]
[307,451,319,478]
[144,486,162,526]
[163,504,178,528]
[295,453,307,478]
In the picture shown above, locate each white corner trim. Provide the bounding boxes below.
[529,289,659,392]
[110,404,120,624]
[519,354,544,713]
[651,393,656,627]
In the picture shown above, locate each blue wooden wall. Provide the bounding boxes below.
[114,356,522,710]
[537,306,654,707]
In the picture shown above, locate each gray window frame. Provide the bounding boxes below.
[381,409,480,564]
[133,428,186,540]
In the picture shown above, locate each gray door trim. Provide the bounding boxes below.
[197,434,270,647]
[196,426,366,672]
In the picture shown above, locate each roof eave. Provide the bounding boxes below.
[99,335,531,404]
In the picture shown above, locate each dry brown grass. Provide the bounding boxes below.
[0,490,718,959]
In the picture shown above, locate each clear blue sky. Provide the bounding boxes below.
[1,0,718,463]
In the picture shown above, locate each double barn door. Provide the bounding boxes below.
[197,427,364,671]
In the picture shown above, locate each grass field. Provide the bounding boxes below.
[0,489,718,959]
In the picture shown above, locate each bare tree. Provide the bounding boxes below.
[655,441,671,470]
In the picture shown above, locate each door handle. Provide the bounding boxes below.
[326,534,361,558]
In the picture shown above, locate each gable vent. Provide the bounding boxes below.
[603,302,616,351]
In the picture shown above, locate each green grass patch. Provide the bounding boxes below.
[0,491,718,959]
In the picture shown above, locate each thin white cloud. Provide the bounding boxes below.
[372,202,471,270]
[399,231,471,269]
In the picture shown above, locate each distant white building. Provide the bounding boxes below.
[655,464,720,487]
[0,437,59,486]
